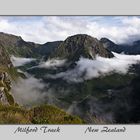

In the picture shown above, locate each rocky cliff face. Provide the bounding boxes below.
[0,41,15,105]
[0,71,14,105]
[0,86,9,105]
[52,34,114,61]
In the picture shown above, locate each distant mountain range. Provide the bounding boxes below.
[100,37,140,54]
[0,32,114,60]
[1,32,140,62]
[0,32,62,58]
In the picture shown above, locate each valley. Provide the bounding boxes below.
[0,32,140,124]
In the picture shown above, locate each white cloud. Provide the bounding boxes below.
[46,52,140,83]
[0,19,10,30]
[11,56,36,67]
[0,16,140,44]
[12,75,62,106]
[39,58,67,69]
[122,17,140,27]
[12,76,46,106]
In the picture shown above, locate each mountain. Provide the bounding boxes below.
[2,32,140,124]
[100,37,140,54]
[130,40,140,54]
[0,40,19,80]
[27,34,115,82]
[0,32,40,57]
[100,38,126,53]
[27,34,140,124]
[37,41,62,59]
[0,32,115,60]
[0,40,83,124]
[0,32,62,59]
[100,38,118,49]
[52,34,114,61]
[2,32,140,59]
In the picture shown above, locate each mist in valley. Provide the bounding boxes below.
[10,52,140,123]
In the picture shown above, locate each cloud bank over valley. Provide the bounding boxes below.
[46,53,140,82]
[11,56,36,67]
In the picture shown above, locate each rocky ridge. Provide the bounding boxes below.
[52,34,114,61]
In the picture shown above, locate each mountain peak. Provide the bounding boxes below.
[52,34,114,61]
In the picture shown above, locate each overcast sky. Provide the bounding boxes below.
[0,16,140,44]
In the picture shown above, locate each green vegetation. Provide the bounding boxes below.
[0,104,84,124]
[52,73,134,104]
[1,32,139,124]
[81,73,134,96]
[0,66,19,81]
[0,66,83,124]
[0,32,62,59]
[0,105,31,124]
[4,90,15,105]
[31,104,83,124]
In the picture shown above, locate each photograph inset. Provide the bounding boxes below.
[0,16,140,124]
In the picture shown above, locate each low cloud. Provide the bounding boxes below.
[12,76,46,106]
[11,74,61,106]
[39,59,67,69]
[11,56,36,67]
[46,52,140,82]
